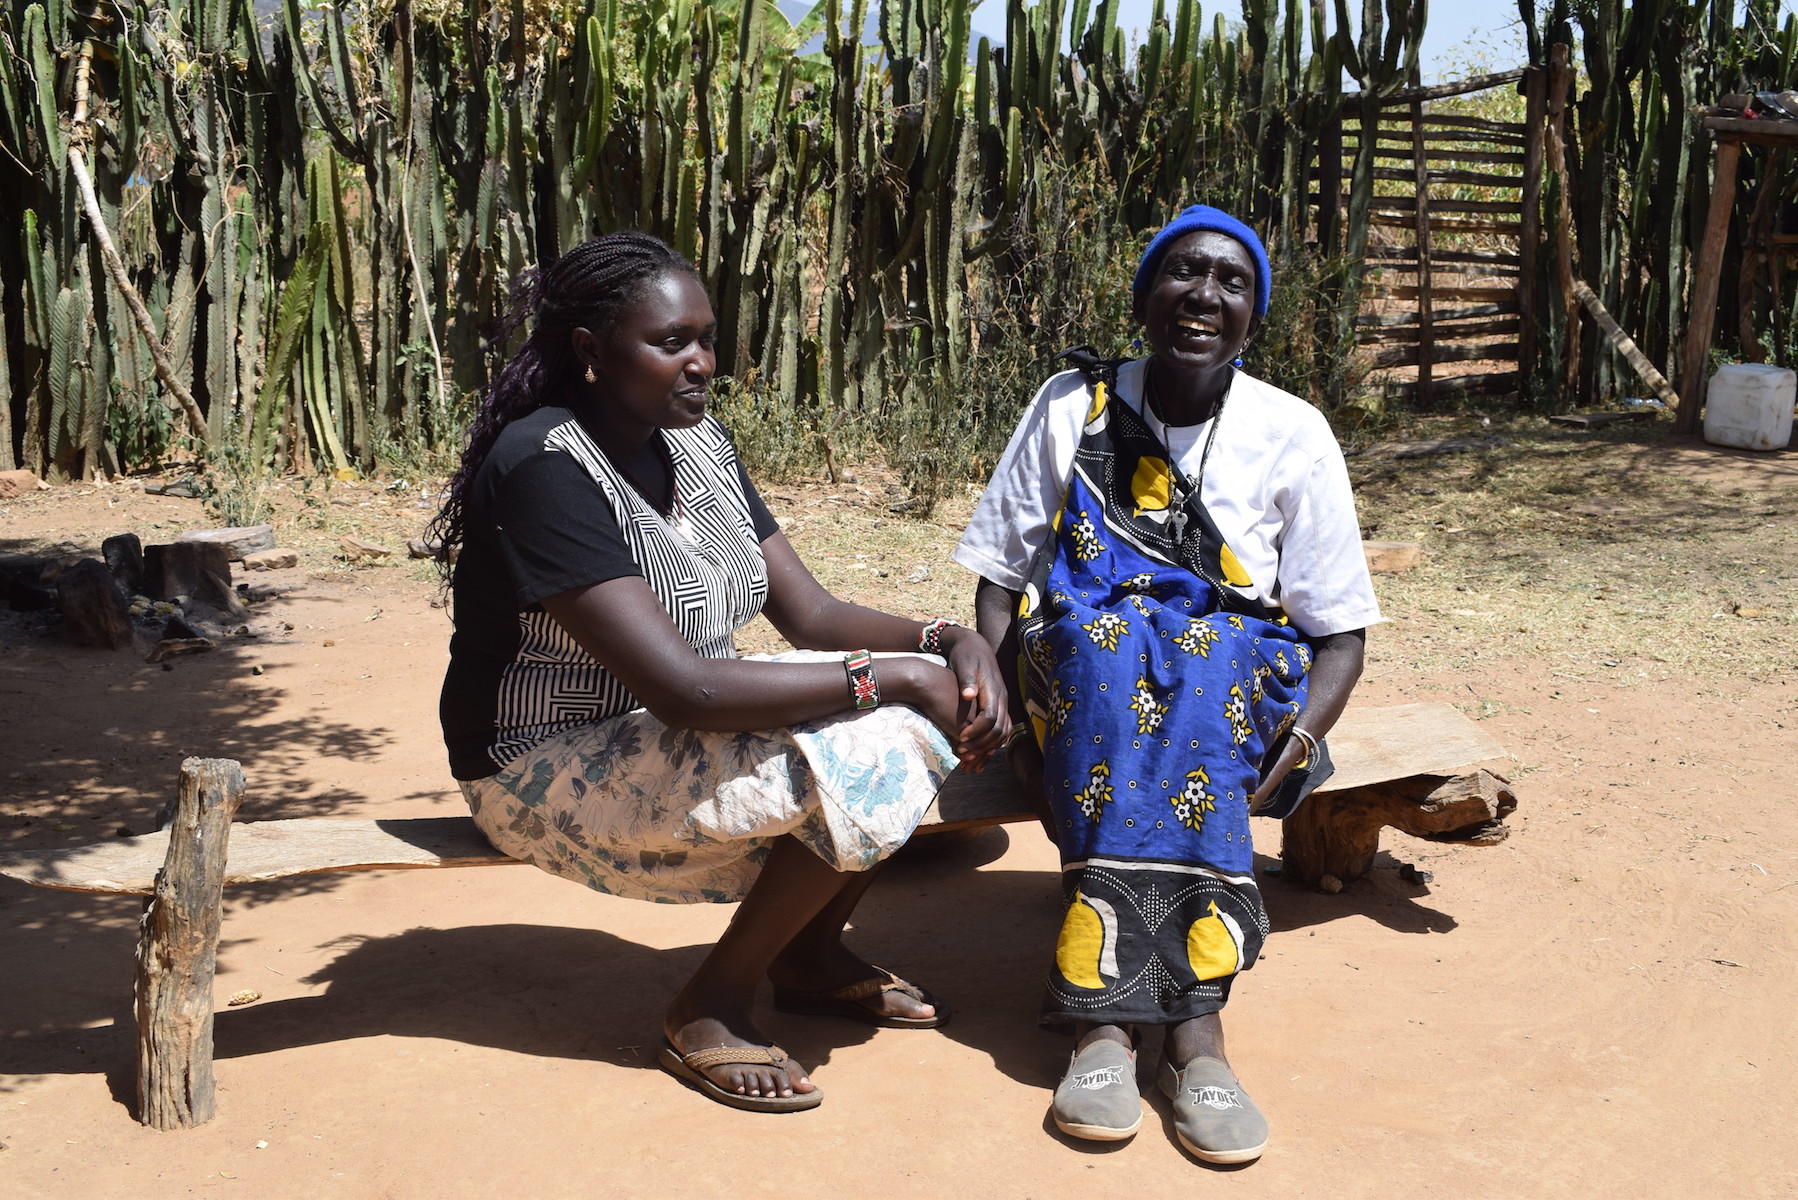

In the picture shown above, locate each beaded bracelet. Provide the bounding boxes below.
[1287,724,1319,769]
[918,618,958,655]
[843,649,880,710]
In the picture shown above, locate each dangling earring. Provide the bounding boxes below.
[1232,357,1244,369]
[584,365,597,383]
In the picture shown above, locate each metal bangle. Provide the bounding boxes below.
[1288,724,1319,769]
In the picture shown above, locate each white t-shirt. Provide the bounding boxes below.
[954,359,1384,638]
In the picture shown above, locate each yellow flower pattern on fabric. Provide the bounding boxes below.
[1224,682,1252,744]
[1070,511,1106,563]
[1251,662,1272,704]
[1129,676,1168,735]
[1121,572,1157,593]
[1226,614,1245,631]
[1169,765,1217,831]
[1082,611,1129,651]
[1072,760,1114,821]
[1175,619,1219,658]
[1048,686,1075,737]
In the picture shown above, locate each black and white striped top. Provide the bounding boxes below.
[440,406,776,780]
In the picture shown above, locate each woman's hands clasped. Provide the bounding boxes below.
[942,624,1010,769]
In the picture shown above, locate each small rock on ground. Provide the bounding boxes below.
[342,536,396,562]
[0,469,44,500]
[242,547,300,571]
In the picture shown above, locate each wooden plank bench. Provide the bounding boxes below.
[0,701,1515,1129]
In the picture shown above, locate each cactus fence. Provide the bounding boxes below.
[0,0,1430,488]
[3,0,1796,489]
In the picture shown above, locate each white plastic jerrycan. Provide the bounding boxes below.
[1704,363,1795,451]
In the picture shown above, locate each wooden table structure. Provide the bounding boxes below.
[1,701,1516,1130]
[1676,113,1798,434]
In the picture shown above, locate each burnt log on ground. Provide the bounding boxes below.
[174,525,276,561]
[56,558,134,649]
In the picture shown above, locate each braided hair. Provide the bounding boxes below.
[428,233,698,576]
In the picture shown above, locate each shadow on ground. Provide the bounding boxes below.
[1,823,1466,1117]
[1,532,416,857]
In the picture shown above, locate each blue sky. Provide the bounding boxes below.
[968,0,1537,80]
[970,0,1531,78]
[778,1,1798,84]
[971,0,1798,81]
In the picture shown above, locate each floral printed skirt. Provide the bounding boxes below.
[460,655,958,904]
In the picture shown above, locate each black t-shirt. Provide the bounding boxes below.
[440,406,778,779]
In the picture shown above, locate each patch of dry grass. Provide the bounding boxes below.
[737,470,988,655]
[1345,412,1796,688]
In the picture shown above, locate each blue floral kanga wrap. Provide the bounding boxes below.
[1017,368,1312,1025]
[461,652,956,905]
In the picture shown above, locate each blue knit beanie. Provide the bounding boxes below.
[1133,204,1272,317]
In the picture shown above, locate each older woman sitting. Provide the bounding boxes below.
[955,205,1382,1163]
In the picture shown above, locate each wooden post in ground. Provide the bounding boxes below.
[1545,44,1581,406]
[135,758,245,1130]
[1518,66,1546,385]
[1679,136,1742,434]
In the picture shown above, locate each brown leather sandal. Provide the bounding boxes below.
[771,969,950,1029]
[658,1038,823,1112]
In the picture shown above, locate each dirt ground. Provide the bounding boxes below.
[2,415,1794,1199]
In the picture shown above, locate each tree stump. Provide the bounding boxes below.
[134,758,245,1130]
[143,542,248,619]
[1279,769,1517,890]
[56,558,134,649]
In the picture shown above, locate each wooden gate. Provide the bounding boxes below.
[1315,68,1544,405]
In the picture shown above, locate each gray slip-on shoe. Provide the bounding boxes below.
[1051,1038,1143,1140]
[1158,1054,1269,1163]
